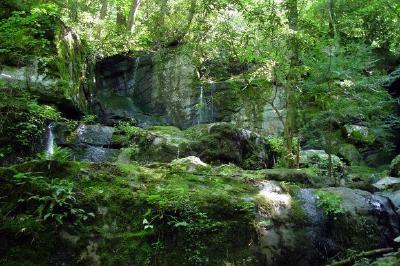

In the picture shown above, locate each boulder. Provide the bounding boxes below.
[52,123,119,162]
[171,156,209,172]
[372,177,400,191]
[254,182,400,265]
[76,124,115,147]
[300,149,344,178]
[390,155,400,177]
[378,190,400,216]
[344,124,376,145]
[338,143,363,166]
[79,146,119,162]
[113,123,276,169]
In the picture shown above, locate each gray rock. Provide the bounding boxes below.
[80,146,119,162]
[254,183,400,265]
[76,124,114,146]
[378,190,400,216]
[373,177,400,191]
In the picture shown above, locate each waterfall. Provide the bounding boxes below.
[210,81,216,120]
[45,123,55,159]
[197,82,217,125]
[198,86,205,124]
[130,57,140,95]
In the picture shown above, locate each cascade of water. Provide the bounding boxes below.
[198,86,205,124]
[210,81,216,121]
[45,123,56,159]
[131,57,141,95]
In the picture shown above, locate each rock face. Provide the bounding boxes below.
[254,182,400,266]
[0,27,93,116]
[90,53,285,134]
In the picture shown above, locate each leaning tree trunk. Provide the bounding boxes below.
[127,0,141,33]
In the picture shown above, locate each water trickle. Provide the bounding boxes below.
[131,57,141,95]
[45,123,56,159]
[198,85,205,124]
[210,81,216,120]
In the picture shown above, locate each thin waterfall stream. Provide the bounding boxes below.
[45,122,55,159]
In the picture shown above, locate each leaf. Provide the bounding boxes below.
[174,221,189,227]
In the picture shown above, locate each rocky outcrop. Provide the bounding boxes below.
[91,52,285,134]
[0,26,93,118]
[254,182,400,266]
[54,123,119,162]
[53,122,276,169]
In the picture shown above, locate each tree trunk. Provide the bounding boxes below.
[127,0,141,33]
[284,0,299,168]
[100,0,108,20]
[328,0,337,39]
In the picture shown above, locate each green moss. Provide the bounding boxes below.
[289,199,308,226]
[255,195,275,216]
[254,168,317,185]
[1,158,259,265]
[332,216,380,252]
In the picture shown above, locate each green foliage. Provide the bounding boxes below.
[0,3,59,65]
[37,146,72,162]
[13,172,94,226]
[0,87,60,162]
[316,190,345,216]
[81,114,97,124]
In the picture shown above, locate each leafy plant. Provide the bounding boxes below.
[81,115,97,124]
[37,146,72,162]
[14,172,94,226]
[316,190,345,216]
[0,3,59,64]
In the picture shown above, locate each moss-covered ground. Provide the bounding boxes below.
[0,159,262,265]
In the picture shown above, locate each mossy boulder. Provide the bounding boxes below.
[112,123,277,169]
[300,150,344,179]
[338,143,363,166]
[389,155,400,177]
[344,124,376,145]
[254,183,400,266]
